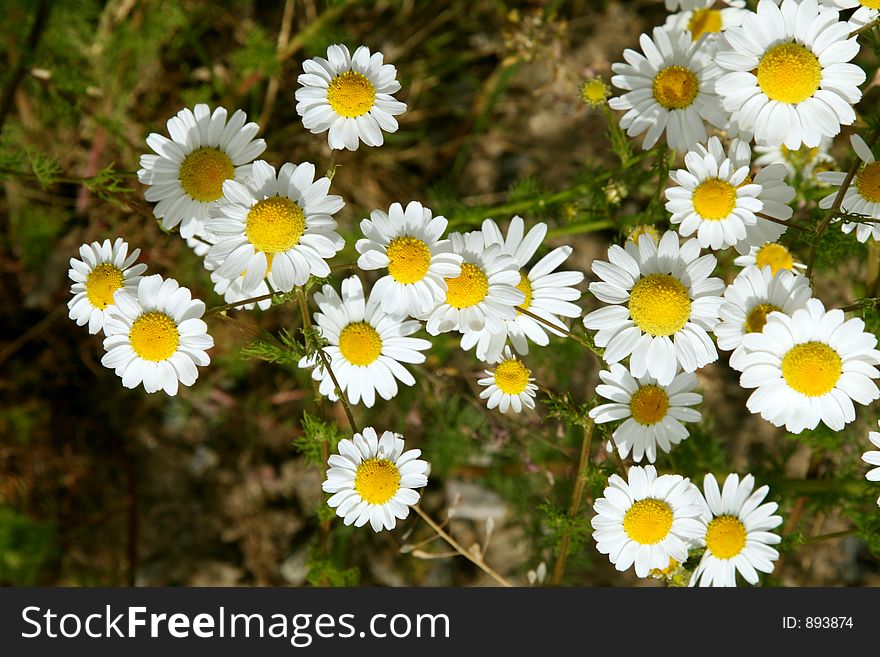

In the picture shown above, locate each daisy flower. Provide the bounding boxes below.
[355,201,462,317]
[863,422,880,506]
[206,160,344,294]
[821,0,878,29]
[664,0,745,11]
[460,216,584,363]
[138,104,266,239]
[733,241,805,276]
[68,238,148,335]
[423,231,524,336]
[691,473,783,587]
[664,1,747,45]
[818,134,880,243]
[716,266,813,371]
[477,347,538,414]
[298,276,431,408]
[714,0,865,149]
[583,231,725,385]
[322,427,429,532]
[100,274,213,395]
[295,44,406,151]
[591,465,705,578]
[739,298,880,433]
[753,137,835,181]
[609,26,726,152]
[626,224,661,246]
[589,363,702,463]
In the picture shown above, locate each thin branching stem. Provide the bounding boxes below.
[514,306,598,356]
[208,291,286,314]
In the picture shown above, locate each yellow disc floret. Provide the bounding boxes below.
[628,224,660,246]
[652,66,700,110]
[444,262,489,309]
[687,8,723,41]
[856,162,880,203]
[629,274,692,336]
[861,0,880,9]
[630,384,670,425]
[338,321,383,366]
[623,498,674,545]
[493,358,531,395]
[516,271,533,310]
[386,236,432,284]
[757,43,822,105]
[129,311,180,362]
[354,458,401,505]
[744,303,781,334]
[178,147,235,202]
[705,515,747,559]
[85,263,125,309]
[245,196,306,256]
[327,71,376,118]
[692,178,737,220]
[579,77,610,107]
[781,341,842,397]
[755,243,795,275]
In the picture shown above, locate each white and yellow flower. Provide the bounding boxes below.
[753,137,835,181]
[664,1,747,45]
[206,160,344,293]
[592,465,705,578]
[589,363,702,463]
[818,134,880,243]
[739,298,880,432]
[714,0,865,149]
[138,104,266,239]
[460,216,584,363]
[101,274,214,395]
[299,276,431,408]
[733,241,805,275]
[323,427,429,532]
[583,231,725,385]
[68,238,147,335]
[821,0,879,29]
[295,44,406,151]
[355,201,462,317]
[477,347,538,414]
[863,422,880,506]
[691,473,783,587]
[716,266,813,371]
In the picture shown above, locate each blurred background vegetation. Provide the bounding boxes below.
[1,0,879,586]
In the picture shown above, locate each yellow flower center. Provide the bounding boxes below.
[757,43,822,105]
[85,263,125,309]
[692,178,737,220]
[129,311,180,362]
[781,341,842,397]
[743,303,781,334]
[516,271,533,310]
[338,321,383,367]
[629,274,692,337]
[755,243,795,275]
[579,78,609,106]
[629,384,670,425]
[705,515,747,559]
[386,236,432,284]
[623,498,674,545]
[178,147,234,202]
[327,71,376,118]
[493,358,531,395]
[628,225,660,246]
[781,144,820,167]
[245,197,306,261]
[650,558,680,578]
[354,458,401,505]
[444,262,489,309]
[856,162,880,203]
[652,66,700,110]
[687,8,722,41]
[861,0,880,8]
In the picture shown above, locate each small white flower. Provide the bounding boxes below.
[753,137,835,181]
[863,422,880,507]
[733,241,805,276]
[820,0,878,29]
[477,347,538,414]
[818,134,880,243]
[664,1,747,45]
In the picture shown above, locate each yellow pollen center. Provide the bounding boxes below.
[338,321,383,367]
[326,71,376,118]
[693,178,737,220]
[386,236,432,284]
[580,78,609,106]
[650,558,680,578]
[744,303,781,334]
[861,0,880,8]
[629,274,692,336]
[85,263,125,309]
[245,196,306,261]
[129,311,180,362]
[856,162,880,203]
[623,498,674,545]
[354,458,401,505]
[516,271,533,310]
[757,43,822,105]
[493,359,531,395]
[444,262,489,309]
[652,66,700,110]
[629,384,670,425]
[781,341,842,397]
[178,147,234,202]
[755,243,794,275]
[705,515,747,559]
[628,224,660,246]
[687,8,723,41]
